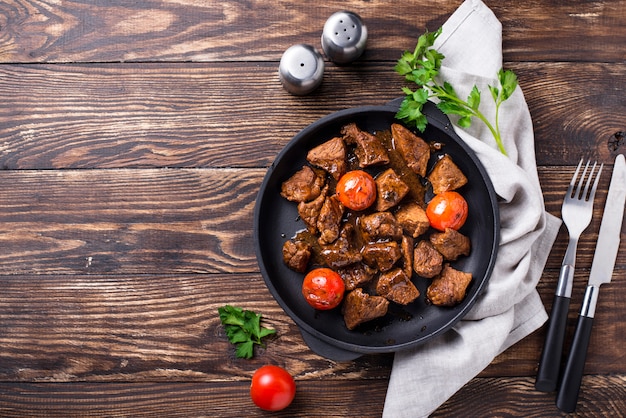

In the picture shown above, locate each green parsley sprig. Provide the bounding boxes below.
[394,27,518,156]
[218,305,276,359]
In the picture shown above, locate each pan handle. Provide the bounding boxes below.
[299,328,363,361]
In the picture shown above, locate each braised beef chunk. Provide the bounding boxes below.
[306,136,347,181]
[391,123,430,177]
[413,240,443,278]
[281,165,325,203]
[320,224,363,268]
[396,202,430,238]
[376,267,420,305]
[342,288,390,330]
[341,123,390,167]
[428,154,468,195]
[430,228,471,260]
[282,239,312,273]
[297,185,328,234]
[337,262,376,291]
[427,264,473,306]
[359,212,403,242]
[375,168,410,211]
[361,241,402,272]
[317,195,344,245]
[401,235,414,278]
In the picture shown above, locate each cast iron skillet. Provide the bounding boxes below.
[253,100,500,360]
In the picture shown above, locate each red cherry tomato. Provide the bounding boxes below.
[250,365,296,411]
[336,170,376,211]
[426,191,469,231]
[302,267,345,310]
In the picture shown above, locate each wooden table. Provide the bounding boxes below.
[0,1,624,416]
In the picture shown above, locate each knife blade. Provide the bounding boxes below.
[556,153,626,413]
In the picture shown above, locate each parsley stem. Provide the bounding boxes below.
[429,81,507,156]
[493,102,507,156]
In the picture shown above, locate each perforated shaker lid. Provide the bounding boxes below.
[321,11,367,64]
[279,44,325,95]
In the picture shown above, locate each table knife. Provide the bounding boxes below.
[556,153,626,413]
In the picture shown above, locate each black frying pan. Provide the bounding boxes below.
[254,100,499,360]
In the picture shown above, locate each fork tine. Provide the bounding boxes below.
[575,160,591,199]
[567,159,584,198]
[572,159,589,199]
[581,161,596,199]
[588,162,603,201]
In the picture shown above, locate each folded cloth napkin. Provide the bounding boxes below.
[382,1,562,416]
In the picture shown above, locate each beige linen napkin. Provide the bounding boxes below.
[382,1,562,416]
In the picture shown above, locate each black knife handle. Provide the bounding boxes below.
[556,315,594,413]
[535,294,571,392]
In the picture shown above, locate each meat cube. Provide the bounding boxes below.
[376,268,420,305]
[320,224,362,268]
[430,228,471,260]
[282,239,312,273]
[341,123,390,167]
[413,240,443,278]
[361,241,402,272]
[342,288,390,330]
[280,165,325,203]
[395,202,430,238]
[317,195,344,245]
[428,155,468,195]
[306,136,347,181]
[337,262,376,291]
[375,168,410,211]
[297,185,328,234]
[391,123,430,177]
[401,235,414,278]
[359,212,403,242]
[427,264,473,306]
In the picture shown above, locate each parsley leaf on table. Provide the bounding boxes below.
[218,305,276,359]
[395,27,518,156]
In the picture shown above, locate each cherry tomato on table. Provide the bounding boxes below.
[250,365,296,411]
[336,170,376,211]
[426,191,469,231]
[302,267,345,310]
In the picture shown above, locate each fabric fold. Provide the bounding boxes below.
[382,1,561,416]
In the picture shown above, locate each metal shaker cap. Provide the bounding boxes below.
[279,44,325,95]
[321,11,367,64]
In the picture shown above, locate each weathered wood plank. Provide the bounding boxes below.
[0,270,623,381]
[0,168,262,274]
[0,272,394,382]
[434,375,626,417]
[0,63,624,170]
[0,375,623,417]
[0,1,624,63]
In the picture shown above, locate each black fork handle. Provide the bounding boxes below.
[535,294,571,392]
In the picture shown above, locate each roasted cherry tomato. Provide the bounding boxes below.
[336,170,376,211]
[302,267,345,310]
[250,365,296,411]
[426,191,469,231]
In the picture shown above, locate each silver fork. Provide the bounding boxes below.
[535,159,602,392]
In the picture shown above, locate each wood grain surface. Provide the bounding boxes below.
[1,0,625,416]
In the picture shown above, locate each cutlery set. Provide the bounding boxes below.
[535,154,626,412]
